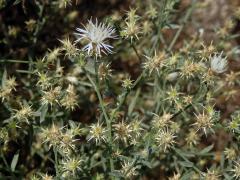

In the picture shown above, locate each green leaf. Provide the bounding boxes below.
[2,68,7,88]
[199,144,214,155]
[179,161,193,167]
[128,88,141,116]
[40,104,48,123]
[11,151,19,172]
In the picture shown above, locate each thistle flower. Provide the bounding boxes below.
[210,52,228,74]
[88,122,107,144]
[155,129,176,152]
[74,19,116,57]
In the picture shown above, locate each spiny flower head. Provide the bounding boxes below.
[202,169,221,180]
[143,51,167,74]
[155,129,176,152]
[61,84,78,110]
[74,19,116,57]
[192,111,214,135]
[152,112,172,130]
[13,104,34,123]
[210,52,228,74]
[61,157,82,175]
[59,37,78,59]
[120,160,138,178]
[122,8,140,42]
[224,148,237,161]
[88,121,107,144]
[113,120,132,144]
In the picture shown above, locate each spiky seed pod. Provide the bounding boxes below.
[120,160,138,178]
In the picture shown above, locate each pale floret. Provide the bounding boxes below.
[74,19,116,56]
[210,52,228,73]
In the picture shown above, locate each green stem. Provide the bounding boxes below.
[53,147,59,178]
[83,66,114,172]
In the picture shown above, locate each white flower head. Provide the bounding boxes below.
[74,19,117,57]
[210,52,228,73]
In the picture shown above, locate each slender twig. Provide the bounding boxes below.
[168,0,196,51]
